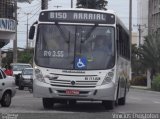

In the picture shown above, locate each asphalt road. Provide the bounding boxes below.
[0,88,160,119]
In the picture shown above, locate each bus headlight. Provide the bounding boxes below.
[35,69,45,83]
[102,77,112,85]
[108,72,114,77]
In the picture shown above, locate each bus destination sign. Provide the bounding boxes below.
[39,11,115,24]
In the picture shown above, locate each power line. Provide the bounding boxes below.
[54,5,62,8]
[18,8,40,22]
[21,2,40,9]
[28,8,40,20]
[18,6,40,19]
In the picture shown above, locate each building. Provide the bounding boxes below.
[137,0,149,46]
[0,0,16,48]
[0,0,16,66]
[132,32,138,45]
[148,0,160,34]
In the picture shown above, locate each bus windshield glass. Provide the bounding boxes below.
[35,24,115,70]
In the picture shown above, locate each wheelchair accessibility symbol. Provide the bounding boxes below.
[75,57,87,69]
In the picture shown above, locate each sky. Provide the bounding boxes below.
[2,0,137,49]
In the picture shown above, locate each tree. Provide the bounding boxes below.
[131,44,141,75]
[140,33,160,74]
[2,51,13,67]
[2,48,34,67]
[76,0,108,10]
[138,33,160,88]
[18,48,34,65]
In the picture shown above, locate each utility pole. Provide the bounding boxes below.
[71,0,73,8]
[133,24,146,47]
[25,13,30,49]
[129,0,132,81]
[129,0,132,48]
[13,0,17,63]
[41,0,48,10]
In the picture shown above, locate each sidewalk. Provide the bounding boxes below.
[130,85,150,90]
[130,85,160,94]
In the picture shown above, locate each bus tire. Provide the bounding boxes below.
[42,98,54,109]
[102,100,115,110]
[115,82,120,106]
[118,87,126,105]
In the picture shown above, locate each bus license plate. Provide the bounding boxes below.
[66,90,79,95]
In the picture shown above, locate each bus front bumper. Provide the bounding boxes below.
[33,80,116,101]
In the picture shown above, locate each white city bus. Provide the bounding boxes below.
[29,9,131,110]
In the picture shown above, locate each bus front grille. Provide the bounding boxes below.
[50,80,98,88]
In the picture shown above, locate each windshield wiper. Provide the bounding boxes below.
[81,24,97,43]
[55,22,70,43]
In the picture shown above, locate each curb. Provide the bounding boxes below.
[130,86,149,90]
[130,86,160,94]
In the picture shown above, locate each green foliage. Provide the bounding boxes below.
[18,49,34,65]
[131,44,146,75]
[131,76,147,86]
[76,0,108,10]
[151,74,160,91]
[2,52,13,67]
[2,48,34,67]
[140,33,160,73]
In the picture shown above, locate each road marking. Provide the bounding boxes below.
[128,97,142,101]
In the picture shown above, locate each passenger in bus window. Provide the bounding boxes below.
[93,35,111,53]
[90,35,112,69]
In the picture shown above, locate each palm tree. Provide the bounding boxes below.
[76,0,108,10]
[136,33,160,89]
[131,44,142,75]
[140,33,160,74]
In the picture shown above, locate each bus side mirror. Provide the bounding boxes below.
[29,26,35,40]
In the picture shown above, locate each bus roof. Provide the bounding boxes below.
[38,8,117,24]
[40,8,116,15]
[38,8,128,33]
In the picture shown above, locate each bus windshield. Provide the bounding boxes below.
[35,24,115,70]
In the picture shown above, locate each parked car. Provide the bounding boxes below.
[19,68,33,90]
[0,68,16,107]
[10,63,32,86]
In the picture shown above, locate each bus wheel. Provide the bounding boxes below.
[42,98,54,109]
[102,100,115,110]
[118,87,126,105]
[115,83,120,106]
